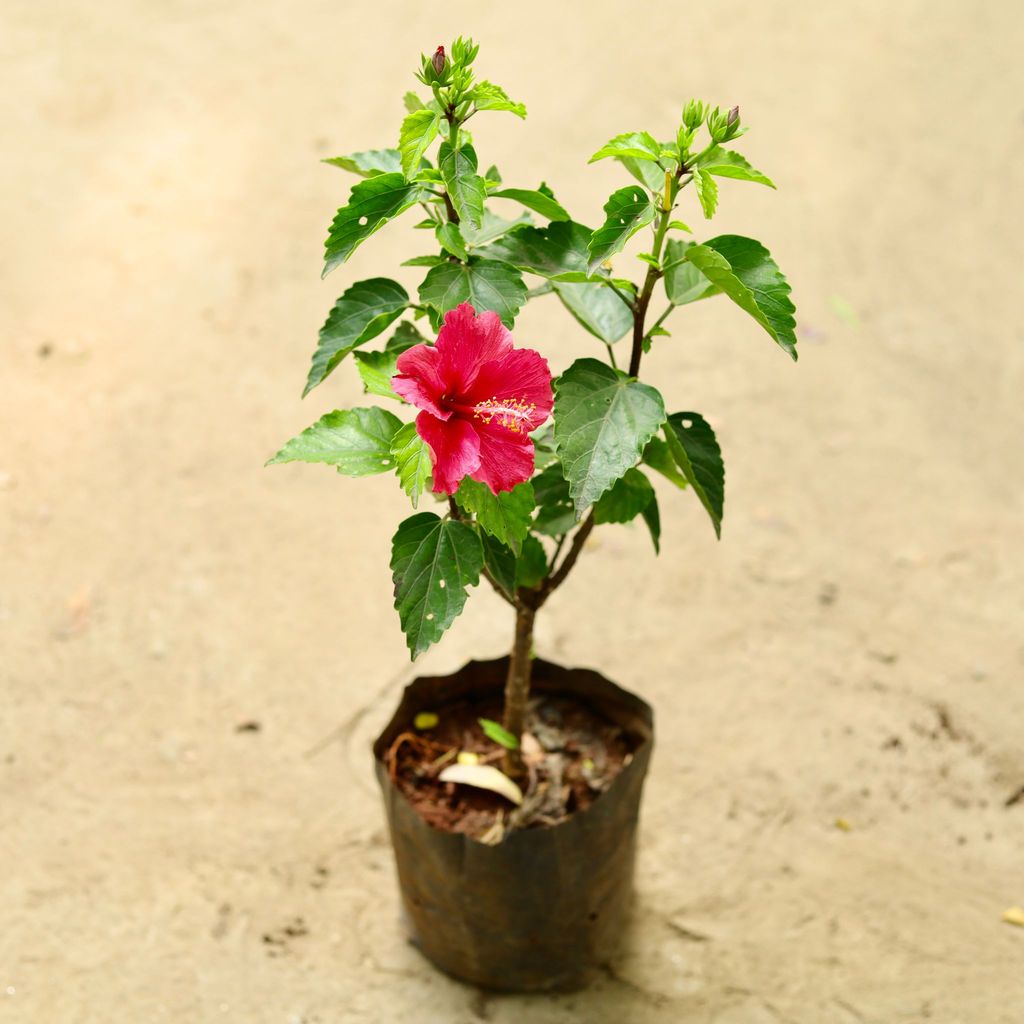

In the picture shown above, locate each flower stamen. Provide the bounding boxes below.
[471,396,536,434]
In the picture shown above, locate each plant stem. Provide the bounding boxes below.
[501,602,534,780]
[628,207,672,377]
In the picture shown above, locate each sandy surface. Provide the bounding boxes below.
[3,1,1024,1021]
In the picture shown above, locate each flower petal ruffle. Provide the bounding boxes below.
[416,410,481,495]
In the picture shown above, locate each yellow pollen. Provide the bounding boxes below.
[472,396,536,433]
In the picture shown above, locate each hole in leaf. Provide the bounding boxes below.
[682,418,693,428]
[438,580,446,589]
[425,613,434,621]
[358,216,369,226]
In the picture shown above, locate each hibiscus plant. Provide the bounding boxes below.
[270,38,796,780]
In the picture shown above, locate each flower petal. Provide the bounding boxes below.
[393,344,450,420]
[435,303,513,397]
[416,410,481,495]
[469,420,536,495]
[465,347,554,432]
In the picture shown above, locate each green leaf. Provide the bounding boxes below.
[305,278,409,395]
[490,188,569,222]
[403,91,424,113]
[267,407,403,475]
[419,259,527,327]
[471,81,526,118]
[323,149,403,177]
[475,220,593,281]
[554,282,633,343]
[402,254,448,267]
[642,435,688,489]
[685,235,797,359]
[641,493,661,554]
[479,718,519,750]
[436,222,468,260]
[620,156,665,192]
[693,168,718,219]
[663,238,719,306]
[455,479,535,555]
[353,321,424,401]
[589,130,663,164]
[587,186,656,273]
[532,462,576,537]
[399,108,441,180]
[391,422,432,509]
[438,142,485,229]
[461,209,533,248]
[390,513,484,658]
[484,164,502,184]
[324,174,428,275]
[593,467,656,524]
[664,412,724,538]
[515,534,548,589]
[479,532,517,598]
[553,358,666,516]
[697,147,775,188]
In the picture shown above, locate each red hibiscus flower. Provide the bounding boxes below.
[392,303,553,496]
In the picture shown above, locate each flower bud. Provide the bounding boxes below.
[682,99,706,131]
[727,105,740,130]
[432,46,446,75]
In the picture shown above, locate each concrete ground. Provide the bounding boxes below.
[2,1,1023,1021]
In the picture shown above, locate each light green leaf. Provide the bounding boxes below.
[353,321,424,401]
[471,81,526,118]
[391,422,432,509]
[490,188,570,222]
[323,149,403,177]
[455,479,535,555]
[267,407,403,475]
[305,278,409,395]
[693,168,718,219]
[664,412,724,538]
[391,512,484,658]
[515,534,549,589]
[436,222,468,260]
[438,142,485,229]
[532,462,576,537]
[587,185,656,273]
[685,235,797,359]
[324,174,428,275]
[589,130,663,164]
[642,435,688,489]
[593,467,655,524]
[620,156,665,192]
[663,238,719,306]
[399,108,441,180]
[419,259,527,328]
[553,358,666,516]
[697,147,775,188]
[403,91,425,113]
[554,281,633,343]
[461,209,533,248]
[479,717,519,750]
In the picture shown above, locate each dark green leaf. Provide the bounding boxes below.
[353,321,424,401]
[515,534,549,589]
[324,174,428,275]
[553,358,666,515]
[479,531,516,598]
[642,435,688,489]
[402,254,448,267]
[461,209,533,248]
[419,259,527,327]
[664,412,724,538]
[305,278,409,395]
[479,717,519,750]
[391,422,432,509]
[438,142,485,229]
[685,235,797,359]
[267,407,403,475]
[455,479,535,555]
[589,131,663,164]
[663,238,719,306]
[475,220,593,281]
[490,188,570,222]
[391,513,484,657]
[471,81,526,118]
[587,185,656,273]
[693,168,718,219]
[593,467,655,524]
[641,493,661,553]
[697,147,775,188]
[532,462,576,537]
[399,108,441,179]
[554,281,633,343]
[323,149,403,177]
